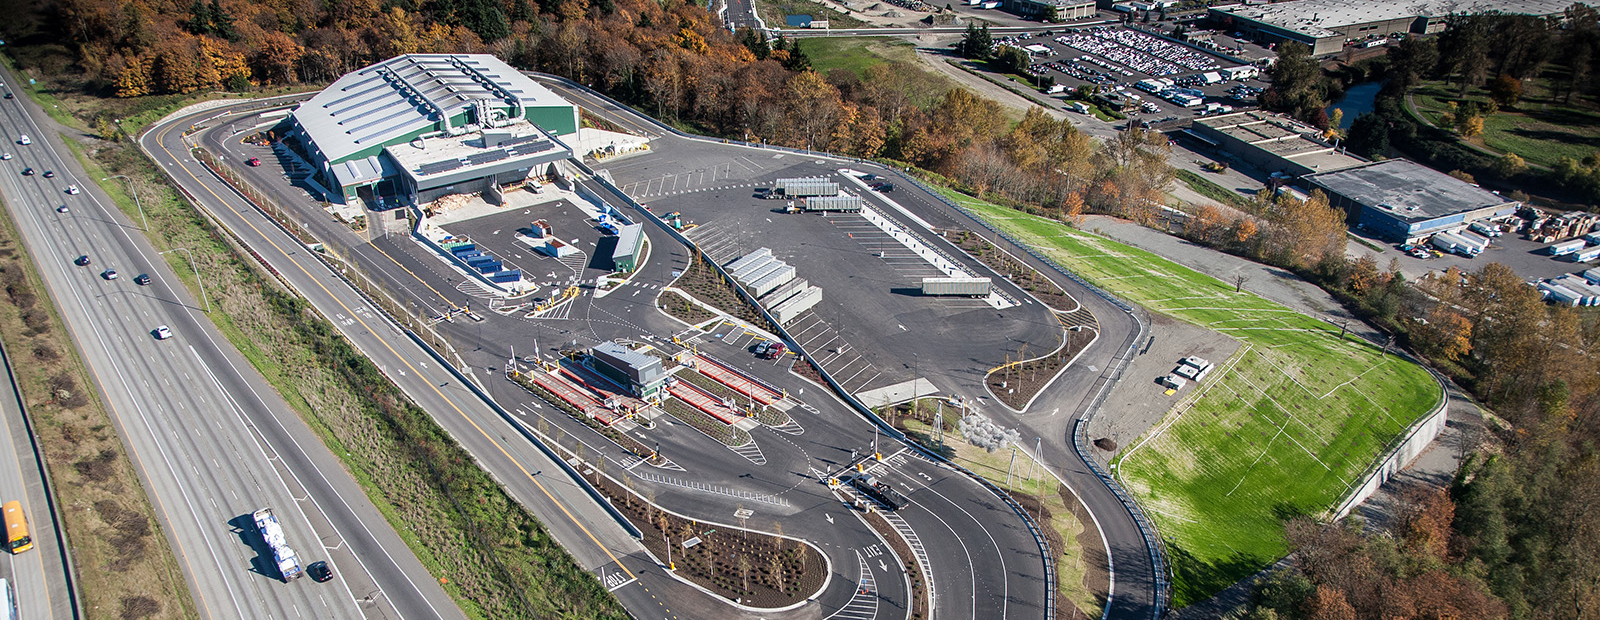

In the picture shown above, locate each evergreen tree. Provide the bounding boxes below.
[185,0,212,36]
[738,27,770,60]
[959,23,993,59]
[783,39,812,71]
[209,0,236,41]
[461,0,510,41]
[510,0,533,22]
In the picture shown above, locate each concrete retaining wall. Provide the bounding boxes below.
[1331,391,1448,519]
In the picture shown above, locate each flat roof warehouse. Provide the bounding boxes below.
[1211,0,1590,55]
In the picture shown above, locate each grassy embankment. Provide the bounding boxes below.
[0,197,195,620]
[943,188,1441,607]
[5,58,626,619]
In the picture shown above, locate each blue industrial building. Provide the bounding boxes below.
[1303,159,1519,244]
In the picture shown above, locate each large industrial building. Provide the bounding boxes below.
[1209,0,1586,56]
[286,53,580,206]
[1188,110,1366,177]
[1004,0,1097,20]
[1303,159,1520,243]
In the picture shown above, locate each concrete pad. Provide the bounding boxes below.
[856,377,940,409]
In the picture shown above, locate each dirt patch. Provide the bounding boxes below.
[671,253,767,327]
[588,472,826,608]
[987,327,1099,411]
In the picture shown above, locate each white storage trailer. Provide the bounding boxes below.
[770,286,822,324]
[738,261,788,287]
[1431,232,1481,256]
[921,277,993,297]
[748,264,797,298]
[769,178,839,198]
[724,248,772,274]
[252,508,304,582]
[730,254,778,281]
[801,194,862,212]
[1550,239,1587,256]
[761,277,809,309]
[1575,246,1600,263]
[1540,281,1585,306]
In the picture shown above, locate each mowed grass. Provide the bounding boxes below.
[1411,80,1600,169]
[804,37,918,75]
[945,189,1441,606]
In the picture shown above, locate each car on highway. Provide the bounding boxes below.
[247,157,261,167]
[153,325,172,340]
[134,273,150,285]
[65,185,79,195]
[73,255,90,266]
[16,135,28,145]
[101,269,117,280]
[41,170,52,178]
[869,182,894,193]
[20,167,31,176]
[1,153,10,160]
[307,561,334,583]
[2,93,11,100]
[55,205,67,213]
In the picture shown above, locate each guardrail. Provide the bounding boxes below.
[898,172,1171,618]
[565,156,1058,620]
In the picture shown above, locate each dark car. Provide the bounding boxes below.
[42,170,53,178]
[74,255,90,266]
[134,273,151,285]
[869,182,895,193]
[20,167,31,175]
[307,561,333,583]
[3,93,11,99]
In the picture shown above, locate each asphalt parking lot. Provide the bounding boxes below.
[436,199,615,298]
[597,140,1063,399]
[1348,228,1598,283]
[999,24,1268,123]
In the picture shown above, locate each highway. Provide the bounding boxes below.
[0,324,75,619]
[0,66,460,620]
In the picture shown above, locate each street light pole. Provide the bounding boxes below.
[103,175,147,231]
[160,248,210,312]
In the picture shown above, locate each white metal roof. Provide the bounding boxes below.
[1214,0,1586,39]
[292,54,570,164]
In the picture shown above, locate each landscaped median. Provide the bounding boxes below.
[943,189,1442,607]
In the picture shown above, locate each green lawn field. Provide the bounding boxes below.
[945,189,1442,606]
[1411,80,1600,169]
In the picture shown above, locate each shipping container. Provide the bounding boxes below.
[748,264,797,298]
[1584,267,1600,285]
[476,260,503,274]
[921,276,993,297]
[770,286,822,324]
[449,243,477,256]
[489,270,522,283]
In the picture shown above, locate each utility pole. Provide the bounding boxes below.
[159,248,210,312]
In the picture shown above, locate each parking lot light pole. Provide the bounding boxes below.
[160,247,210,312]
[103,174,147,231]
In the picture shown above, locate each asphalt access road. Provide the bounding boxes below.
[537,74,1163,618]
[0,69,454,619]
